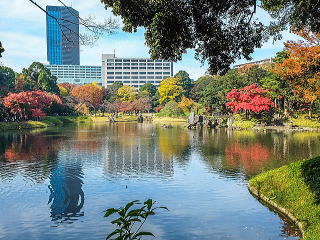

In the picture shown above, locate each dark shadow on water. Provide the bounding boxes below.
[301,157,320,204]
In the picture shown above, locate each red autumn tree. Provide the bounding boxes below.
[3,90,62,121]
[226,84,274,114]
[70,84,104,107]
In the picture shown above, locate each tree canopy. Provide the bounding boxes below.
[21,62,59,94]
[0,66,15,96]
[101,0,320,74]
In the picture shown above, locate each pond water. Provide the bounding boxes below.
[1,122,320,240]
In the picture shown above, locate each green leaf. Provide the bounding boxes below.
[144,199,153,210]
[124,200,139,213]
[134,232,155,237]
[106,229,121,239]
[104,208,118,217]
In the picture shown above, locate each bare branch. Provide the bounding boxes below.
[27,0,119,46]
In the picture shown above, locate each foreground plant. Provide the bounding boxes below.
[104,199,168,240]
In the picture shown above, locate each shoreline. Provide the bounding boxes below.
[248,184,305,238]
[248,157,320,240]
[0,116,92,131]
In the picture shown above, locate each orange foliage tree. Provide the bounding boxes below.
[273,31,320,115]
[70,84,104,107]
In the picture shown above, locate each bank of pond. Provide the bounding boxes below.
[249,156,320,240]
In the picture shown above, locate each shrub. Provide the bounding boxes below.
[156,101,185,117]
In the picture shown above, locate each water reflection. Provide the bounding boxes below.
[48,161,84,223]
[0,124,319,240]
[104,124,174,177]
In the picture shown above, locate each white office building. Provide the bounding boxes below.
[102,54,173,88]
[45,65,102,85]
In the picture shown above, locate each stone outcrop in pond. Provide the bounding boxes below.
[187,112,226,129]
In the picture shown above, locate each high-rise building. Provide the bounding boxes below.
[45,65,102,85]
[46,6,80,65]
[102,54,173,88]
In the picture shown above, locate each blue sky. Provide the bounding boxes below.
[0,0,301,80]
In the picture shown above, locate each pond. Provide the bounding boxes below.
[1,122,320,240]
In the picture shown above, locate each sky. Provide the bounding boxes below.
[0,0,302,80]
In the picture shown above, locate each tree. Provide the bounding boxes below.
[0,41,4,57]
[117,85,137,102]
[101,0,319,74]
[178,96,196,115]
[107,82,123,102]
[158,77,184,104]
[174,70,192,97]
[132,98,152,113]
[139,83,157,96]
[21,62,59,94]
[70,83,104,107]
[0,66,15,96]
[226,84,274,117]
[272,31,320,116]
[190,75,215,102]
[158,100,185,117]
[3,90,62,121]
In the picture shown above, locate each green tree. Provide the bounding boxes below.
[139,83,157,96]
[0,41,4,58]
[190,75,215,102]
[158,77,184,104]
[157,100,185,117]
[0,66,15,96]
[21,62,59,94]
[101,0,318,73]
[107,82,123,102]
[174,70,192,97]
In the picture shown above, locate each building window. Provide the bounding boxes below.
[131,67,138,69]
[139,72,146,74]
[131,60,138,62]
[107,67,114,69]
[107,72,115,75]
[164,72,171,74]
[155,72,162,75]
[131,72,138,74]
[123,67,130,69]
[132,76,138,79]
[147,72,154,75]
[131,63,138,66]
[139,76,146,79]
[115,67,122,69]
[123,76,130,79]
[107,59,114,62]
[115,59,122,62]
[115,76,123,79]
[139,67,146,69]
[155,67,162,69]
[115,63,122,66]
[107,76,114,79]
[147,67,154,69]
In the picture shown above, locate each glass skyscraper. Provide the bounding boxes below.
[46,6,80,65]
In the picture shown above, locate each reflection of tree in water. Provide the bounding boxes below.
[225,142,270,175]
[158,126,191,163]
[48,161,85,223]
[0,132,63,183]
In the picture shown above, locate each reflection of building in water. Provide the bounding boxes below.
[104,139,174,177]
[48,160,84,223]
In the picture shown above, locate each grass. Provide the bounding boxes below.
[289,114,320,129]
[232,115,257,129]
[153,116,187,124]
[249,156,320,240]
[0,116,92,131]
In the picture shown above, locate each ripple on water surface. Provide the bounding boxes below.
[0,124,313,240]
